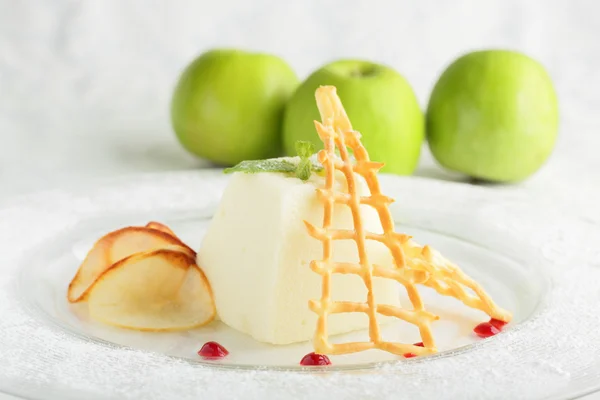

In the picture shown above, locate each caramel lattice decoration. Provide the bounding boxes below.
[304,86,512,357]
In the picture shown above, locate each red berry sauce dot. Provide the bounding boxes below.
[474,318,508,338]
[198,341,229,359]
[404,342,424,358]
[300,352,331,366]
[473,322,500,338]
[489,318,508,330]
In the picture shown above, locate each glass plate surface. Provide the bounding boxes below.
[23,215,545,369]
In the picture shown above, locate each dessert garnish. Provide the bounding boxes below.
[403,342,425,358]
[145,221,178,237]
[299,352,331,366]
[473,322,500,338]
[68,223,196,302]
[198,341,229,359]
[304,85,512,357]
[224,140,323,181]
[489,318,508,329]
[474,318,509,338]
[67,222,215,331]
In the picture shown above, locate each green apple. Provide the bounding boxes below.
[171,49,299,165]
[282,60,424,175]
[426,50,559,182]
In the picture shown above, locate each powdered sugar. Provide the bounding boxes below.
[0,171,599,400]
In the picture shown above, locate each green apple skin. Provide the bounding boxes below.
[282,60,424,175]
[171,49,299,166]
[426,50,559,183]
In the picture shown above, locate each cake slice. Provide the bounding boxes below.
[197,161,401,345]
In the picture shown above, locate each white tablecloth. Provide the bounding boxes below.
[0,1,598,399]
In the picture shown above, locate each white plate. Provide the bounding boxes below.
[0,171,599,399]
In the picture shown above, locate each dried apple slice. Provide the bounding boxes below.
[108,227,196,261]
[145,221,177,238]
[86,249,215,331]
[68,226,196,303]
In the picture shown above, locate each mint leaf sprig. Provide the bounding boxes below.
[224,141,323,181]
[294,141,316,180]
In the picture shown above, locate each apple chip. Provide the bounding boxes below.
[108,227,196,261]
[145,221,178,238]
[86,249,215,331]
[68,226,196,303]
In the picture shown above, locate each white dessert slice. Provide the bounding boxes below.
[198,159,401,345]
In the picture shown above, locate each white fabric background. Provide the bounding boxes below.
[0,1,599,399]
